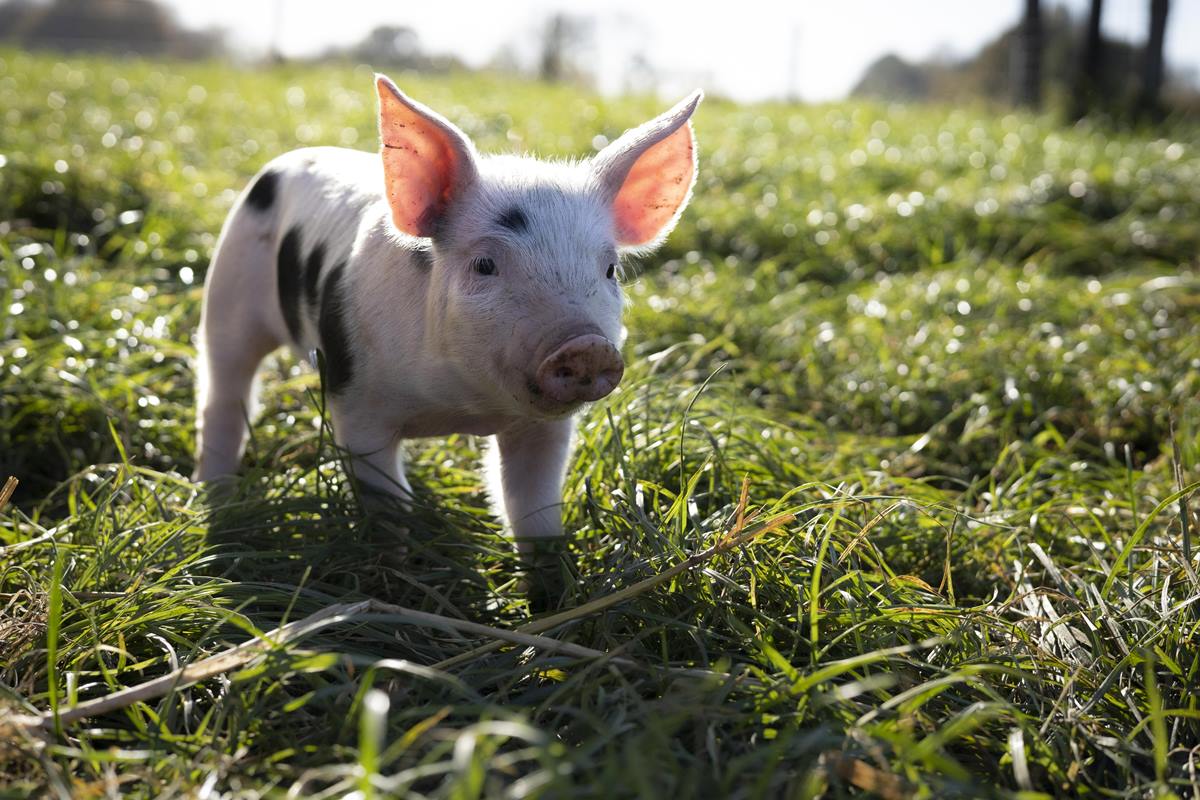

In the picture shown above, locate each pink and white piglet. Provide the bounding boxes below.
[194,74,701,566]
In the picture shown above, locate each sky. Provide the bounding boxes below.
[164,0,1200,103]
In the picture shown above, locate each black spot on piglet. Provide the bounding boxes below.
[318,262,355,395]
[277,227,304,343]
[304,240,325,309]
[498,207,528,233]
[245,169,279,211]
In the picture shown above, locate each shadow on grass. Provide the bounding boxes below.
[197,463,540,664]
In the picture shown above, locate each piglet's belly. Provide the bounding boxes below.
[397,411,517,439]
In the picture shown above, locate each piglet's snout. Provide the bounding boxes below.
[535,335,624,405]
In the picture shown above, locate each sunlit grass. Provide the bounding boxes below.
[2,48,1199,797]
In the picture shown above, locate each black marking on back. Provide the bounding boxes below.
[277,227,305,343]
[304,240,326,308]
[318,261,355,395]
[497,207,528,233]
[245,169,279,211]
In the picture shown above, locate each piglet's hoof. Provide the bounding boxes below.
[355,481,415,515]
[517,539,574,613]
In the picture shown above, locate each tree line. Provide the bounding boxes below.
[1018,0,1171,119]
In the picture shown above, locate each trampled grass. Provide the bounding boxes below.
[1,49,1199,797]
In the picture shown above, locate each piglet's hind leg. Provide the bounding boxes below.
[194,199,286,483]
[193,323,278,482]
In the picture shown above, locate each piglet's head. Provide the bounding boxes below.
[375,74,701,417]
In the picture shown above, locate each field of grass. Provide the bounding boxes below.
[2,48,1199,798]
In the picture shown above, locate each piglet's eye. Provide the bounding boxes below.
[473,257,497,276]
[606,263,616,280]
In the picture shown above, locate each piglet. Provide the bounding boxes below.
[194,74,701,565]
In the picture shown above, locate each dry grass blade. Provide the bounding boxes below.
[733,474,752,534]
[1170,418,1194,572]
[0,526,62,557]
[367,600,728,680]
[365,600,610,660]
[0,589,48,670]
[838,501,903,564]
[824,752,910,800]
[0,476,16,512]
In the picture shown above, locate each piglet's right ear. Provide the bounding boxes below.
[376,75,477,237]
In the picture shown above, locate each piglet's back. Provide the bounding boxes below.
[236,147,407,356]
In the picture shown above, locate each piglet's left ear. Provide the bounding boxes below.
[591,90,702,249]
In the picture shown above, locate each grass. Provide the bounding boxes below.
[1,48,1199,798]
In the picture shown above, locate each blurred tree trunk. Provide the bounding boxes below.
[540,14,567,83]
[1015,0,1042,108]
[539,14,591,84]
[1072,0,1105,119]
[1137,0,1170,120]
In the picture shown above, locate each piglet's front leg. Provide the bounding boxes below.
[494,418,576,608]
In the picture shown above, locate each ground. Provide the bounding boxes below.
[1,51,1199,798]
